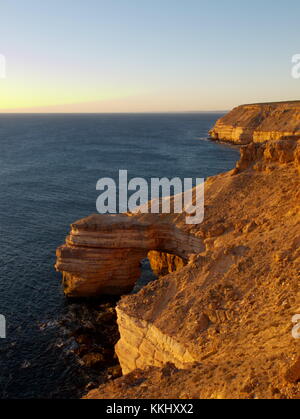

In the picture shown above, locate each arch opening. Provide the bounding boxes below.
[132,251,186,294]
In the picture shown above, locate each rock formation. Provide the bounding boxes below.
[56,104,300,399]
[210,101,300,144]
[55,214,204,297]
[84,136,300,399]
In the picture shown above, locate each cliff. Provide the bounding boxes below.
[83,137,300,399]
[209,101,300,144]
[55,214,203,297]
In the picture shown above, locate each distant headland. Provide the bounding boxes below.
[210,100,300,145]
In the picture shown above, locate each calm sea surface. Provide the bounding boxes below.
[0,113,239,398]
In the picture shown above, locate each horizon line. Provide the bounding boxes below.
[0,110,229,115]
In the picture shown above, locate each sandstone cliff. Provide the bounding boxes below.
[209,101,300,144]
[55,214,203,297]
[83,137,300,399]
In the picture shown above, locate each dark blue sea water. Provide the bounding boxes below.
[0,113,239,399]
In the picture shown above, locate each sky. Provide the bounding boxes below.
[0,0,300,113]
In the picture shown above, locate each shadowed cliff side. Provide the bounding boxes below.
[209,101,300,144]
[84,137,300,399]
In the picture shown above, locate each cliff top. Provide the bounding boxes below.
[239,100,300,107]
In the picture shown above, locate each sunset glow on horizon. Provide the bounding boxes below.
[1,0,300,113]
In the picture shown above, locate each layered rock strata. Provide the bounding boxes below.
[210,101,300,144]
[55,214,204,297]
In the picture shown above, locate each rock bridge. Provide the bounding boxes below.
[55,213,204,297]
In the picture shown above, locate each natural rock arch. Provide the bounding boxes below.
[55,213,204,297]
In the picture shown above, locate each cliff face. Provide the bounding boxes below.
[55,214,203,297]
[85,137,300,399]
[210,101,300,144]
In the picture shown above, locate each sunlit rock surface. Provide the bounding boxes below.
[210,101,300,144]
[55,214,204,297]
[85,137,300,399]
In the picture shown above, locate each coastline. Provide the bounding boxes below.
[55,105,300,399]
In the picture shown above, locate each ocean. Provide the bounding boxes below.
[0,113,239,399]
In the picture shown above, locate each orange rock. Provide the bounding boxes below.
[285,357,300,383]
[209,101,300,145]
[55,214,204,297]
[57,105,300,399]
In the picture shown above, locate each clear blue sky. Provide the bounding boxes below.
[0,0,300,112]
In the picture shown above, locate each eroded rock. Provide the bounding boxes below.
[55,120,300,399]
[56,214,204,297]
[209,101,300,145]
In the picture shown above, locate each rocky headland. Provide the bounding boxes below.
[56,104,300,399]
[210,101,300,145]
